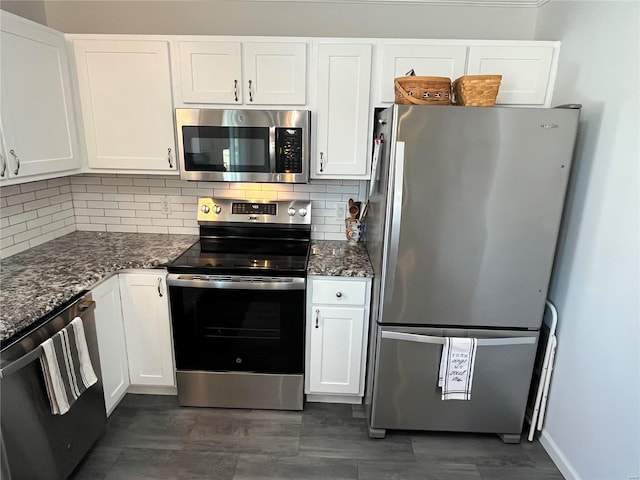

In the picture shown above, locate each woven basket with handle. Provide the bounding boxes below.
[452,75,502,106]
[394,76,451,105]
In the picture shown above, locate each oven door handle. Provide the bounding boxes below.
[166,274,306,290]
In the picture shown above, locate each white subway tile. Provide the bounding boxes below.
[105,209,136,218]
[107,224,138,233]
[182,188,213,196]
[52,210,74,222]
[0,241,31,259]
[29,232,55,248]
[49,193,73,205]
[6,192,36,206]
[70,184,87,193]
[73,200,88,208]
[135,210,166,219]
[118,202,150,210]
[74,192,103,201]
[312,224,341,233]
[134,194,165,203]
[87,200,118,209]
[0,217,8,229]
[42,219,68,234]
[134,178,165,187]
[0,204,24,218]
[0,185,21,197]
[101,177,134,186]
[138,225,169,234]
[1,235,14,247]
[0,196,6,208]
[60,185,72,194]
[76,223,106,232]
[103,193,135,202]
[166,179,193,188]
[37,204,63,217]
[54,224,76,237]
[9,210,38,226]
[262,184,293,192]
[311,231,325,240]
[244,190,277,200]
[23,198,51,212]
[168,196,197,205]
[168,226,199,235]
[1,222,26,239]
[87,185,119,194]
[76,208,105,217]
[64,217,75,227]
[324,232,348,241]
[35,187,62,199]
[310,193,343,202]
[71,175,102,185]
[14,227,43,244]
[150,187,182,195]
[75,216,90,224]
[294,184,327,193]
[47,177,70,188]
[122,217,151,226]
[27,215,53,230]
[152,218,183,227]
[118,186,150,195]
[91,217,122,225]
[277,191,310,201]
[213,190,242,199]
[327,185,359,194]
[20,181,47,193]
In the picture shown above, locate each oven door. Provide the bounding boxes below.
[167,275,305,375]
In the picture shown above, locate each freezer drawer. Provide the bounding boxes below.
[369,326,538,439]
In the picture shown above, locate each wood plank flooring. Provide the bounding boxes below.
[70,394,563,480]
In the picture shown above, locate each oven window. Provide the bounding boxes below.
[182,126,270,172]
[169,286,304,374]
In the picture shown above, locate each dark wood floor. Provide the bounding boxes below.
[70,394,563,480]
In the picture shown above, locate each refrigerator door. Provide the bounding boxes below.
[380,105,579,329]
[368,325,538,440]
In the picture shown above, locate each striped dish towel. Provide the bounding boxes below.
[438,337,478,401]
[39,317,98,415]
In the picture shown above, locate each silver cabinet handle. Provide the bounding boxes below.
[234,79,238,102]
[248,80,253,102]
[0,152,6,177]
[315,309,320,329]
[335,291,343,298]
[9,149,19,175]
[167,147,173,168]
[319,152,324,173]
[157,277,163,297]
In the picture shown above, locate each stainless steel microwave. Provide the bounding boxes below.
[175,108,310,183]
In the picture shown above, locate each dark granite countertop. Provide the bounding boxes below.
[0,231,197,343]
[308,240,374,278]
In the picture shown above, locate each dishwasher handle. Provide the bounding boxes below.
[0,299,96,379]
[381,330,536,347]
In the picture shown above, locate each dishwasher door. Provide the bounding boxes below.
[368,326,538,442]
[0,293,106,480]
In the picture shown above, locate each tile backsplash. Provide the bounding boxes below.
[1,174,367,258]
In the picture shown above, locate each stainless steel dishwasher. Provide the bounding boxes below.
[0,292,107,480]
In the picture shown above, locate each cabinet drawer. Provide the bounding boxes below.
[311,279,367,305]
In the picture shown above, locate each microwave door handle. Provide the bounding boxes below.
[270,127,277,174]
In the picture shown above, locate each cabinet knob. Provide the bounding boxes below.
[319,152,324,173]
[315,309,319,328]
[234,79,238,102]
[248,80,254,102]
[0,152,6,177]
[157,277,164,297]
[335,291,343,298]
[167,147,173,168]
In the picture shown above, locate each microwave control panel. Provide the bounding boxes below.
[275,128,303,173]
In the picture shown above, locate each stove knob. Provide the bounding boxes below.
[214,205,222,214]
[201,205,210,214]
[287,207,296,216]
[298,207,308,217]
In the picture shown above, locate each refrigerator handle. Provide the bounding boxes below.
[382,141,405,303]
[381,330,537,347]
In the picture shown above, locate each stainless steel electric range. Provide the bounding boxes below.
[166,197,311,411]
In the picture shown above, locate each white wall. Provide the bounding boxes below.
[534,2,640,479]
[41,0,537,39]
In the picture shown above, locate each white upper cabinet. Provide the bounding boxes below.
[73,39,177,173]
[466,45,556,106]
[177,40,307,105]
[0,12,81,184]
[379,43,467,103]
[313,42,372,179]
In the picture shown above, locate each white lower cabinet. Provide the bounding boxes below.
[306,276,372,403]
[92,274,129,416]
[119,271,176,388]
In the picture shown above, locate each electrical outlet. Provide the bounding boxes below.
[160,197,171,215]
[335,204,346,221]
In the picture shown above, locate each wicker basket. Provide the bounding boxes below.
[394,76,451,105]
[452,75,502,106]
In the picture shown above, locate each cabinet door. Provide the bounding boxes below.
[120,272,175,387]
[466,45,555,106]
[242,42,307,105]
[74,40,177,172]
[314,43,372,178]
[92,275,129,416]
[379,44,467,103]
[179,41,242,104]
[0,12,80,181]
[308,306,365,395]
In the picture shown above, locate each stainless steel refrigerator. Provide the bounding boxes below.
[364,104,579,443]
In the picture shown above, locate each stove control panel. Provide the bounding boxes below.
[197,197,312,225]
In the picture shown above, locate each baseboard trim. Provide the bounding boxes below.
[127,385,178,395]
[306,393,363,404]
[539,429,581,480]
